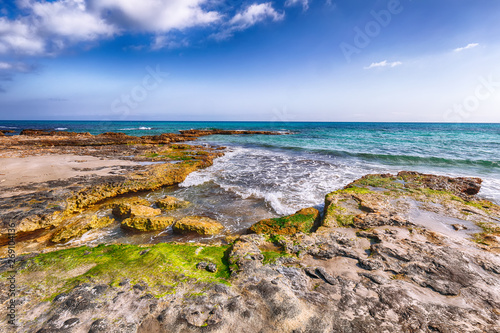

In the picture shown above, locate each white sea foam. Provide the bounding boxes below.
[181,146,386,215]
[54,127,68,131]
[119,127,152,130]
[181,142,500,216]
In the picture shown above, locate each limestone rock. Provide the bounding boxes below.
[173,216,224,235]
[112,204,161,219]
[155,196,190,210]
[51,216,115,244]
[249,207,320,235]
[121,216,174,232]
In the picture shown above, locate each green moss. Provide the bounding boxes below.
[250,208,319,235]
[145,153,159,158]
[267,234,286,245]
[13,243,231,301]
[353,175,402,189]
[336,214,355,228]
[262,250,290,265]
[477,222,500,234]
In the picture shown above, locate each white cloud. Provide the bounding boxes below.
[90,0,221,32]
[0,62,12,70]
[454,43,479,52]
[364,60,402,70]
[285,0,309,11]
[0,17,45,55]
[0,0,222,55]
[229,3,285,30]
[151,35,189,50]
[29,0,115,41]
[0,61,34,72]
[0,0,286,56]
[212,3,284,40]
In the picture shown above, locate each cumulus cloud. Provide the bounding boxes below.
[454,43,479,52]
[0,0,223,55]
[89,0,220,32]
[0,0,289,59]
[0,17,45,55]
[364,60,402,70]
[212,3,284,40]
[285,0,309,11]
[28,0,116,40]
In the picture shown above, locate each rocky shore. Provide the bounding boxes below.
[1,131,500,332]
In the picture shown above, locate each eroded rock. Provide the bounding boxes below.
[173,216,224,235]
[155,196,190,211]
[121,216,174,232]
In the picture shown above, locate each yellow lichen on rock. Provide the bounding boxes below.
[112,204,161,219]
[121,216,175,232]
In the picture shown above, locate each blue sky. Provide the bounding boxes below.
[0,0,499,122]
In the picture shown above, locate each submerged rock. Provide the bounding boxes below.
[173,216,224,235]
[155,196,190,211]
[121,216,175,232]
[249,207,320,235]
[112,204,161,219]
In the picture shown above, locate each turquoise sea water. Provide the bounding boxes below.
[2,121,499,215]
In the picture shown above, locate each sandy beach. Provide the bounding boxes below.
[0,155,139,190]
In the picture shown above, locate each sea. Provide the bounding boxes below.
[2,121,499,220]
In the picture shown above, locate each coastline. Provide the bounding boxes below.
[1,129,500,332]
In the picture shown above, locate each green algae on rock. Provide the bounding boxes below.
[121,216,175,232]
[155,196,190,211]
[51,216,116,243]
[173,216,224,235]
[7,243,231,303]
[249,207,320,235]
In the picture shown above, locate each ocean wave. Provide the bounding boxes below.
[54,127,68,131]
[180,146,380,215]
[118,127,153,130]
[240,143,500,169]
[0,126,17,129]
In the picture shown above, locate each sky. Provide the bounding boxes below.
[0,0,499,122]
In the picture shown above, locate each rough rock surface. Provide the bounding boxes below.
[121,216,175,232]
[2,172,500,332]
[51,216,115,243]
[155,196,190,211]
[173,216,224,235]
[112,204,161,220]
[250,207,320,235]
